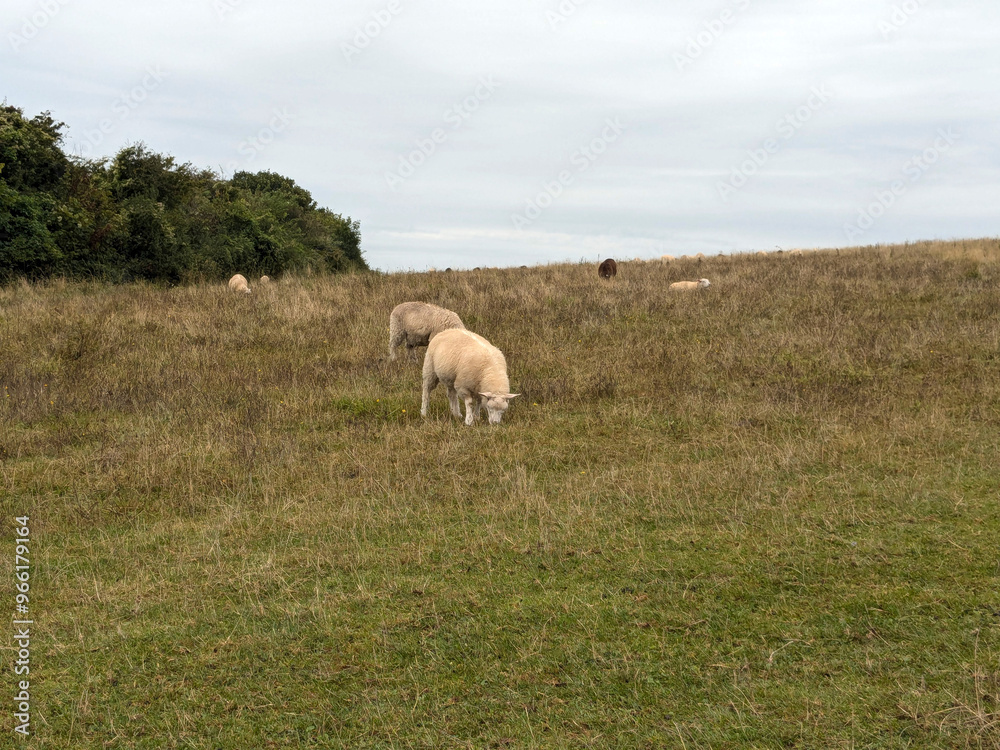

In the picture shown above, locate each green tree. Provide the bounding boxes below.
[0,105,68,192]
[0,106,69,280]
[1,106,367,284]
[0,176,61,282]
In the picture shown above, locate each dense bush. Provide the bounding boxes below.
[0,104,366,283]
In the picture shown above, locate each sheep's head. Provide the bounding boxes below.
[480,392,520,424]
[698,278,711,288]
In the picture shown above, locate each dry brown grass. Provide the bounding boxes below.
[1,237,999,747]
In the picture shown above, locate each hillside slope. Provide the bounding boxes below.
[1,238,999,747]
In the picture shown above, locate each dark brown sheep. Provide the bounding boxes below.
[598,258,618,279]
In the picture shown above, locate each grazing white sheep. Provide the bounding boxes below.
[228,274,251,294]
[421,328,518,425]
[669,278,711,291]
[260,275,270,284]
[389,302,465,362]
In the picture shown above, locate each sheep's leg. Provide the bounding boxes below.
[388,321,403,361]
[421,372,438,417]
[463,394,479,426]
[446,387,462,419]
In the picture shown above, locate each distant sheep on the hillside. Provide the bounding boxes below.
[388,302,465,362]
[661,255,675,262]
[598,259,617,279]
[260,275,270,284]
[421,328,518,425]
[669,279,711,292]
[228,274,251,294]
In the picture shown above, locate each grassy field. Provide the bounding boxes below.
[2,238,1000,748]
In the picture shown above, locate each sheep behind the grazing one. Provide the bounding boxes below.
[228,274,251,294]
[421,328,518,425]
[669,278,711,291]
[388,302,465,362]
[598,258,617,279]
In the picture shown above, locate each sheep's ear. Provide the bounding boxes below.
[505,393,520,399]
[479,391,494,399]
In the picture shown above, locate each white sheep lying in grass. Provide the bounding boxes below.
[228,274,251,294]
[389,302,465,362]
[421,328,518,425]
[669,278,711,291]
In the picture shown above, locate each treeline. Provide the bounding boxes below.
[0,104,367,284]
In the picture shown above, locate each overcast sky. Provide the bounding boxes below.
[3,0,998,270]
